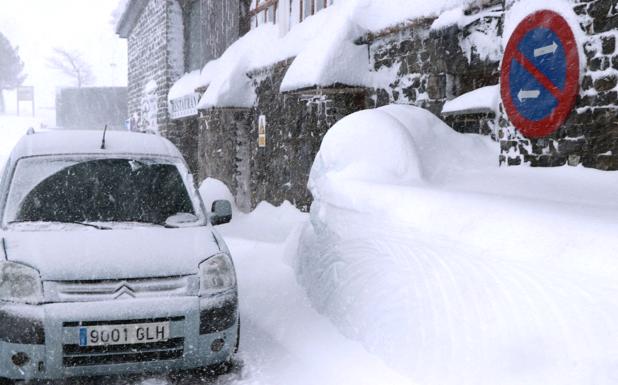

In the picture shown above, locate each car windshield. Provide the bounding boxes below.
[3,156,202,227]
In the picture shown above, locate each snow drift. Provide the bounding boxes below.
[295,105,618,385]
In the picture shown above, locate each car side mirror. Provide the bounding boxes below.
[210,200,232,226]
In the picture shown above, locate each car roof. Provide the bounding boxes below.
[9,130,183,160]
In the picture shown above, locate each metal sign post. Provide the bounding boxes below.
[500,10,580,138]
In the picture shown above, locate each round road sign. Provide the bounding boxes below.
[500,10,580,138]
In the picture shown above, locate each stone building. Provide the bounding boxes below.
[117,0,618,212]
[116,0,249,173]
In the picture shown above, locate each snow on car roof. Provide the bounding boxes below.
[9,130,183,160]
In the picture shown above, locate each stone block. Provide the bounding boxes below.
[593,14,618,33]
[593,75,618,92]
[529,155,567,167]
[602,35,616,55]
[587,0,612,20]
[558,138,586,154]
[507,156,522,166]
[589,56,607,71]
[581,75,594,90]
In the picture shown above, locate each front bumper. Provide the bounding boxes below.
[0,295,238,380]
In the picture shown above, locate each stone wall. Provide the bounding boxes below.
[127,0,176,135]
[125,0,248,165]
[168,118,199,176]
[365,2,504,136]
[197,108,252,210]
[197,61,368,212]
[498,0,618,169]
[201,0,244,62]
[124,0,618,212]
[247,63,368,211]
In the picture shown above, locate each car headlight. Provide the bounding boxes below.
[0,262,43,304]
[199,253,236,296]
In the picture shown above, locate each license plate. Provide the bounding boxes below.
[79,322,170,347]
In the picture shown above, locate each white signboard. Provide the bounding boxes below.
[169,93,200,120]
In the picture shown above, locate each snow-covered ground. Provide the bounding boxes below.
[1,109,617,385]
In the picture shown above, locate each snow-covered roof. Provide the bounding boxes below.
[9,130,183,160]
[115,0,148,38]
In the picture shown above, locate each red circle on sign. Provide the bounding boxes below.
[500,10,579,138]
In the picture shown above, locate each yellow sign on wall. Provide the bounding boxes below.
[258,115,266,148]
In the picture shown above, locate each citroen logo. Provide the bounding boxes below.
[113,283,136,300]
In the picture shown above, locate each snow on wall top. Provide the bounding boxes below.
[441,85,500,115]
[198,0,479,107]
[168,70,201,101]
[9,130,182,161]
[114,0,149,38]
[196,11,330,109]
[197,25,280,109]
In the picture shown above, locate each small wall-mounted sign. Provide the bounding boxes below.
[16,86,35,116]
[169,92,200,120]
[258,115,266,148]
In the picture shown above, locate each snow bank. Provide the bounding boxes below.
[441,84,499,115]
[296,105,618,384]
[216,206,412,385]
[219,200,307,244]
[309,105,494,197]
[202,177,307,243]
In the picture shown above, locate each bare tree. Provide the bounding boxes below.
[0,32,26,113]
[47,48,95,88]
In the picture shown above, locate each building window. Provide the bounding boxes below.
[250,0,278,29]
[250,0,332,30]
[298,0,331,23]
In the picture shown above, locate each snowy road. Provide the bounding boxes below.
[43,204,408,385]
[3,116,617,385]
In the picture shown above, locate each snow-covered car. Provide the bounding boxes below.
[0,130,238,383]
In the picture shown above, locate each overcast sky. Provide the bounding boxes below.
[0,0,128,125]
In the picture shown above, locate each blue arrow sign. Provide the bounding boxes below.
[509,27,567,121]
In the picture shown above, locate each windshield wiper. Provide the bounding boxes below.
[62,221,112,230]
[7,220,112,230]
